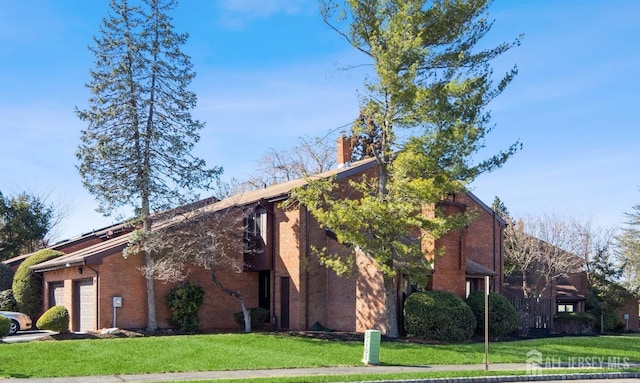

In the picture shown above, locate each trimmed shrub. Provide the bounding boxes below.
[554,312,596,334]
[234,307,270,331]
[0,289,18,311]
[404,291,476,342]
[12,249,64,320]
[166,282,205,333]
[36,305,70,333]
[0,316,10,337]
[0,263,13,291]
[466,291,519,339]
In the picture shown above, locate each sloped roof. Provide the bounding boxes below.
[556,276,586,302]
[2,222,130,268]
[466,259,497,276]
[32,156,499,273]
[33,158,378,272]
[32,234,132,272]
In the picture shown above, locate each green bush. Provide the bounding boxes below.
[404,291,476,342]
[234,307,270,331]
[36,305,70,333]
[166,282,204,333]
[0,316,10,337]
[0,289,18,311]
[12,249,64,320]
[554,312,596,334]
[465,291,519,339]
[0,263,13,291]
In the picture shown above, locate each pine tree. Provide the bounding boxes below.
[492,196,510,220]
[617,199,640,293]
[295,0,522,337]
[76,0,221,330]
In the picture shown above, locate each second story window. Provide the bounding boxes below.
[245,207,266,253]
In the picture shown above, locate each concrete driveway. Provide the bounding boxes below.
[1,330,54,343]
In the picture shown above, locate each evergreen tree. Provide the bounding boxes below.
[617,198,640,293]
[586,244,626,332]
[0,191,55,261]
[295,0,521,337]
[77,0,221,330]
[491,196,510,220]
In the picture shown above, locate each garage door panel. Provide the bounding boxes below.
[75,279,95,332]
[49,282,64,308]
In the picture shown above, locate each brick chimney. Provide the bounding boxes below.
[337,135,351,168]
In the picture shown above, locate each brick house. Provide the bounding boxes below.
[28,139,505,334]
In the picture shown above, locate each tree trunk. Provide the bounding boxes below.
[144,250,157,331]
[239,295,251,333]
[210,268,251,332]
[384,276,399,337]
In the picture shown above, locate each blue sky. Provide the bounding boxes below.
[1,1,638,241]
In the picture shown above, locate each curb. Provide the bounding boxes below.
[364,372,640,383]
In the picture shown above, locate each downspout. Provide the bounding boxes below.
[304,207,310,330]
[269,203,277,331]
[493,211,496,293]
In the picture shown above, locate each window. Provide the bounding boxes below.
[557,304,575,313]
[244,207,267,253]
[465,279,478,298]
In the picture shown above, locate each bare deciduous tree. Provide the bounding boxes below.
[505,214,585,300]
[246,136,336,189]
[126,205,256,332]
[504,214,586,332]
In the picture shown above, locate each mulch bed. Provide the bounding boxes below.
[37,328,452,344]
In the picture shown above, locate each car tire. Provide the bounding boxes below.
[9,319,19,335]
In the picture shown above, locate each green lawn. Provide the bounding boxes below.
[0,333,638,379]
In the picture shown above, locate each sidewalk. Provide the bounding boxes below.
[2,364,639,383]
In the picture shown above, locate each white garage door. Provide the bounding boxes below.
[76,279,96,332]
[49,282,64,308]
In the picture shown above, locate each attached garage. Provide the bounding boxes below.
[48,282,65,308]
[74,279,96,332]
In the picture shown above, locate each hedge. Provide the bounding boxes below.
[404,291,476,342]
[12,249,64,320]
[166,282,205,333]
[36,305,70,333]
[234,307,270,331]
[0,262,13,291]
[0,289,18,311]
[466,291,519,339]
[554,312,596,334]
[0,316,10,337]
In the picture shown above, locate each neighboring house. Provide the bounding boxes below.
[505,266,639,333]
[29,138,505,334]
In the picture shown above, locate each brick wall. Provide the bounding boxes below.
[43,250,259,332]
[430,193,504,297]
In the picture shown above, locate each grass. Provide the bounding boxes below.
[0,333,638,379]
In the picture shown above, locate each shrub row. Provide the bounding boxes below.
[404,290,519,342]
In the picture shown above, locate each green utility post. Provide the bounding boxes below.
[362,329,381,365]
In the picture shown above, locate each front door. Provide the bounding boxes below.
[259,271,270,310]
[280,277,290,329]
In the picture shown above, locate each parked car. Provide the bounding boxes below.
[0,311,32,335]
